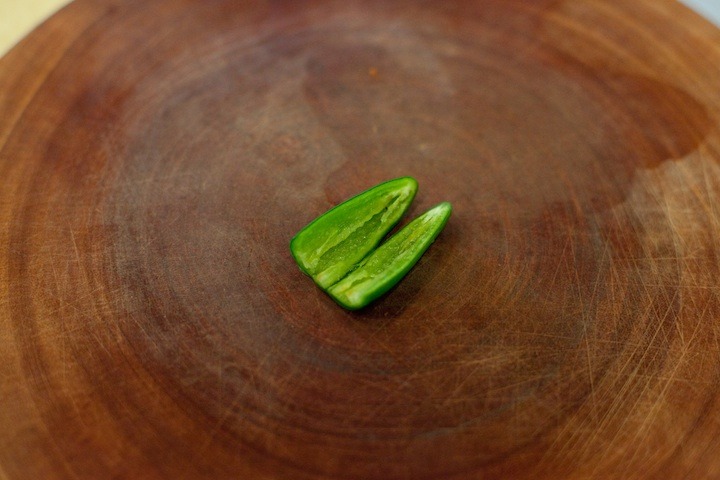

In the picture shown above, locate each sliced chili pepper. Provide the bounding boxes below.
[290,177,451,310]
[290,177,418,289]
[327,202,452,310]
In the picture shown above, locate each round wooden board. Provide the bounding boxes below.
[2,0,720,478]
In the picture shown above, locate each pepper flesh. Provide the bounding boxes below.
[290,177,418,289]
[327,202,452,310]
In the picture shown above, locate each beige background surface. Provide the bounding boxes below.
[0,0,72,58]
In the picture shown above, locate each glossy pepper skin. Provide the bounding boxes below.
[290,178,451,310]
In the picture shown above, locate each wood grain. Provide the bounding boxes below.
[2,0,720,478]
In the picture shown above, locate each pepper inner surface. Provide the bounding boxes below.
[291,178,417,290]
[328,202,452,308]
[311,192,411,288]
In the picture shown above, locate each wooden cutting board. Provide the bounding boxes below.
[2,0,720,478]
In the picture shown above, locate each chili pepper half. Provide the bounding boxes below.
[290,177,418,289]
[327,202,452,310]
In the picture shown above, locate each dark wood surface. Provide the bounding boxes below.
[2,0,720,478]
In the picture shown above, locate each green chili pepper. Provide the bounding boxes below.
[290,177,418,289]
[290,177,451,310]
[327,202,452,310]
